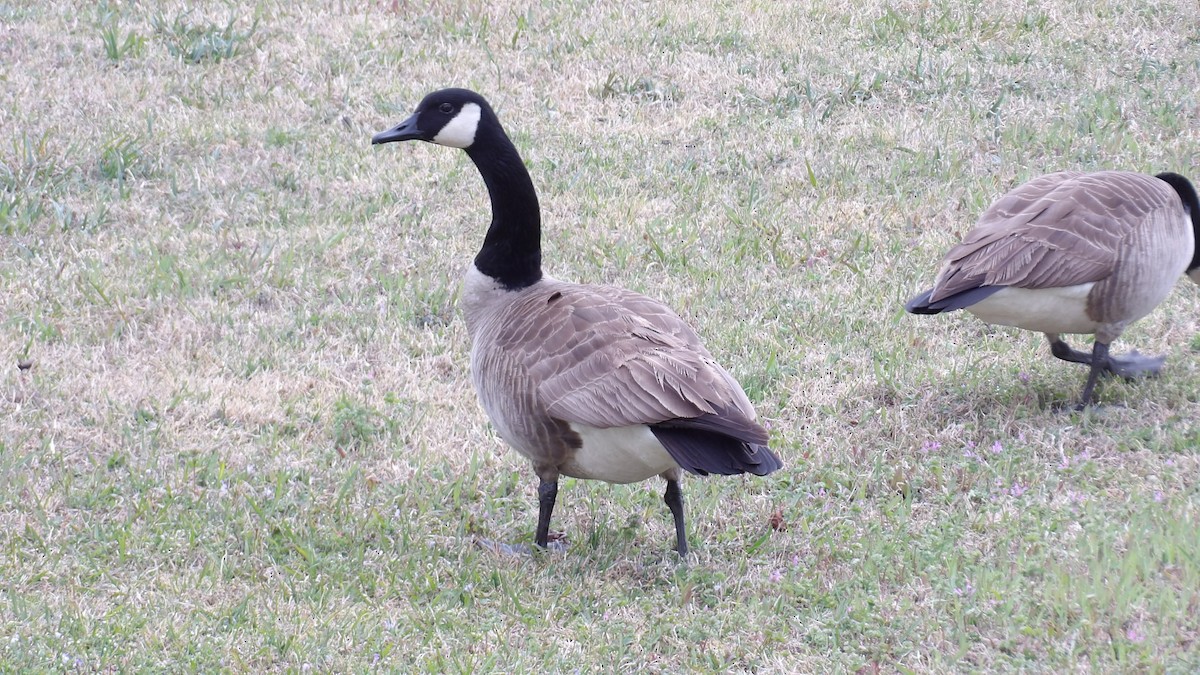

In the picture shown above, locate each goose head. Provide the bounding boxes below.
[371,88,491,150]
[370,87,543,290]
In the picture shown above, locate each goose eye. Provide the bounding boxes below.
[439,103,454,114]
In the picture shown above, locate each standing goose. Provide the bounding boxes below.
[372,88,781,555]
[906,170,1200,407]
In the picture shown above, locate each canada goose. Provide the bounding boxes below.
[906,170,1200,407]
[372,88,781,555]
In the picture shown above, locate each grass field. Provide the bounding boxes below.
[3,0,1199,671]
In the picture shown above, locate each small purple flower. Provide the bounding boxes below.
[769,569,784,583]
[1018,371,1031,383]
[953,580,975,597]
[1153,490,1164,503]
[1126,626,1145,643]
[1008,483,1027,498]
[920,440,941,453]
[990,441,1003,454]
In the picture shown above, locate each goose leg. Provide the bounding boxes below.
[1049,334,1164,379]
[663,478,689,557]
[475,475,562,555]
[1077,341,1110,408]
[535,477,558,549]
[1048,335,1093,365]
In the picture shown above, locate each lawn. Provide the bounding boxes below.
[2,0,1199,671]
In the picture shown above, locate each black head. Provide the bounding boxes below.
[371,88,494,149]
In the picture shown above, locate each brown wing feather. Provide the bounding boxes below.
[494,282,760,433]
[931,171,1179,301]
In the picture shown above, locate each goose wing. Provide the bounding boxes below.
[931,171,1176,301]
[501,284,766,444]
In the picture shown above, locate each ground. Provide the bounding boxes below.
[1,0,1198,671]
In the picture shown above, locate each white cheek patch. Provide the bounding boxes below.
[432,102,482,148]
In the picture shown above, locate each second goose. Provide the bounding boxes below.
[906,170,1200,406]
[372,88,782,555]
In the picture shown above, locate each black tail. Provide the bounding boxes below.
[650,415,782,477]
[905,286,1003,314]
[904,288,941,314]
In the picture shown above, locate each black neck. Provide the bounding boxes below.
[1157,172,1200,272]
[465,123,543,290]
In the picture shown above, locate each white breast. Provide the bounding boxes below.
[564,423,678,484]
[966,284,1098,334]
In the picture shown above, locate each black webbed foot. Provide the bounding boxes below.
[1104,350,1165,379]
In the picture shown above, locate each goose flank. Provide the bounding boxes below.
[906,170,1200,407]
[372,88,782,555]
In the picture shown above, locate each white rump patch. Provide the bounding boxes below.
[966,283,1098,334]
[565,423,678,484]
[432,102,482,148]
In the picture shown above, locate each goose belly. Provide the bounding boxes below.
[562,423,678,484]
[966,284,1098,334]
